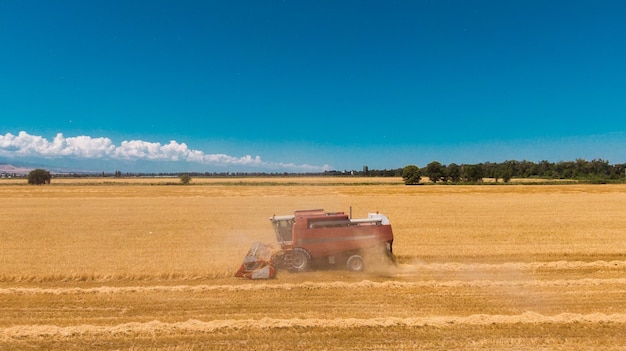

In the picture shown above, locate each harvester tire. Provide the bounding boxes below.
[346,255,364,272]
[291,248,311,272]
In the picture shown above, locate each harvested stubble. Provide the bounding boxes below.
[1,179,625,350]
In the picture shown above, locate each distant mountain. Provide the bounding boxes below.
[0,163,33,175]
[0,158,106,175]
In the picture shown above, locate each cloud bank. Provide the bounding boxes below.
[0,131,330,172]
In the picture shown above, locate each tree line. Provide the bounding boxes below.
[400,159,626,184]
[23,158,626,185]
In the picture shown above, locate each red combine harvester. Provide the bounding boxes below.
[235,209,395,279]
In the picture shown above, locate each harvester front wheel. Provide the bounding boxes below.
[291,248,311,272]
[346,255,364,272]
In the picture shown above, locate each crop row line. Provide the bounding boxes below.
[2,278,626,295]
[3,312,626,340]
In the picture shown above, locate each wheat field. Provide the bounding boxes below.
[1,178,625,350]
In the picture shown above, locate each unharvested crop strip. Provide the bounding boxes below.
[401,260,626,271]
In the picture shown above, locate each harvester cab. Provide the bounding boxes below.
[271,214,295,243]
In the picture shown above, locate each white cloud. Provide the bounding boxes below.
[114,140,170,160]
[0,132,118,158]
[0,131,329,172]
[57,134,116,158]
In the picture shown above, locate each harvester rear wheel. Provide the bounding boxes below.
[346,255,364,272]
[291,248,311,272]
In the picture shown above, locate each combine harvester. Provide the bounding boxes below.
[235,209,396,279]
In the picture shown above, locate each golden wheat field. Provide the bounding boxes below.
[1,177,625,350]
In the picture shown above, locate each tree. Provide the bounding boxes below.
[402,165,421,185]
[180,173,192,185]
[180,173,191,185]
[424,161,445,183]
[28,169,51,185]
[483,162,499,181]
[464,164,484,183]
[447,163,461,182]
[500,164,513,183]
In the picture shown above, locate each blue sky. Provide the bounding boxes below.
[1,1,625,173]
